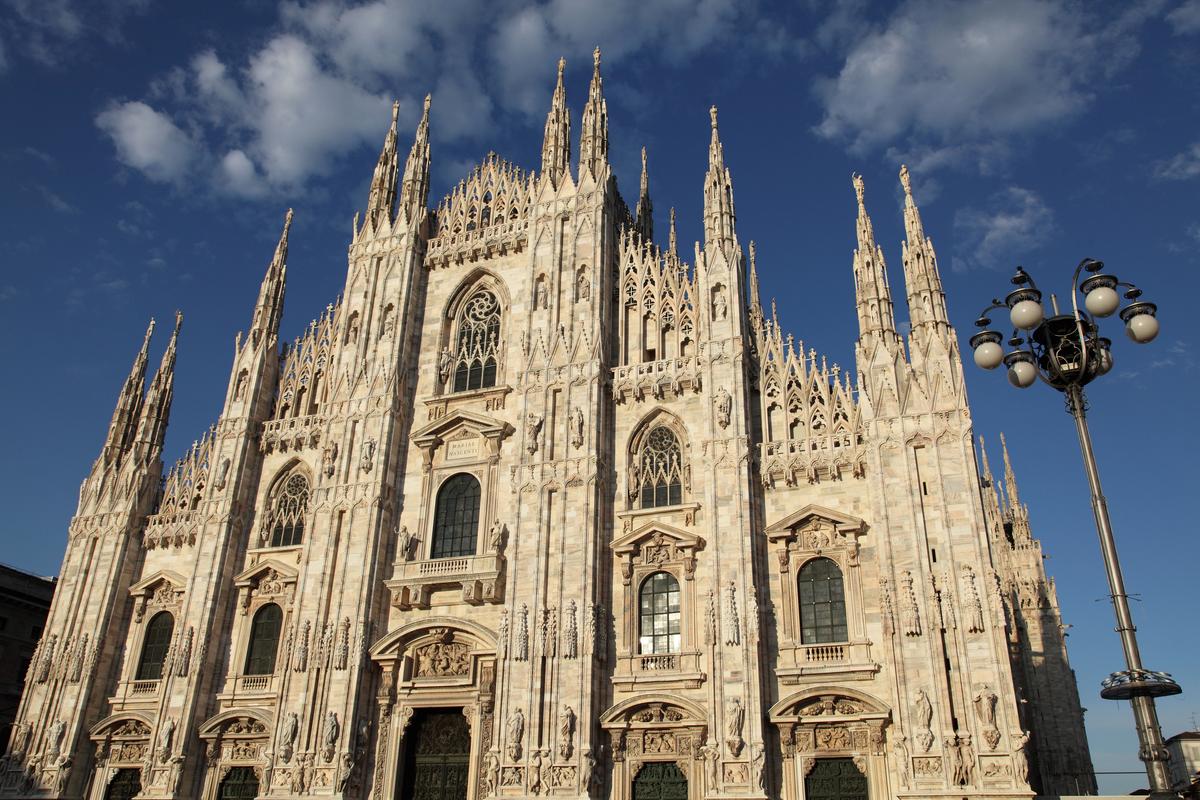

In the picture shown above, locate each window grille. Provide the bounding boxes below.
[798,557,848,644]
[452,290,501,392]
[638,571,681,654]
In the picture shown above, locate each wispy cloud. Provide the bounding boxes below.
[32,184,74,213]
[1167,0,1200,34]
[1153,141,1200,180]
[0,0,150,69]
[952,186,1055,271]
[813,0,1166,172]
[93,0,758,197]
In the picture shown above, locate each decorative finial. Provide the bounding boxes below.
[557,56,565,79]
[709,105,718,129]
[390,100,399,124]
[852,172,865,206]
[641,146,647,172]
[423,94,431,114]
[284,207,294,232]
[899,164,912,197]
[173,310,184,332]
[593,46,601,69]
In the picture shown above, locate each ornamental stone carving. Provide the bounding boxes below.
[413,634,471,678]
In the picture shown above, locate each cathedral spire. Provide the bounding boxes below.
[851,173,899,349]
[748,240,762,314]
[541,57,571,185]
[635,146,654,242]
[899,164,950,333]
[578,47,608,182]
[668,207,677,257]
[249,209,291,350]
[703,106,736,251]
[1000,432,1021,511]
[134,311,181,460]
[399,94,432,224]
[100,318,155,464]
[364,101,401,228]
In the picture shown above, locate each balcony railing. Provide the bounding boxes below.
[612,356,702,402]
[635,653,679,672]
[238,675,271,692]
[130,679,159,695]
[799,643,847,664]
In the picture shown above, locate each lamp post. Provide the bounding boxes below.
[968,258,1181,798]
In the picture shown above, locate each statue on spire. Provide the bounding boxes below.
[579,47,608,181]
[899,164,913,197]
[542,57,572,184]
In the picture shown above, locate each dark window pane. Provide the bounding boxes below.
[244,604,282,675]
[136,611,174,680]
[797,557,848,645]
[431,474,481,559]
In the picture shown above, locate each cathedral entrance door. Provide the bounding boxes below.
[103,768,142,800]
[218,766,260,799]
[804,757,867,800]
[632,761,688,800]
[399,709,471,800]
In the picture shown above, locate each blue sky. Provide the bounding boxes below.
[1,0,1198,792]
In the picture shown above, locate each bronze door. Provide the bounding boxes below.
[633,761,688,800]
[804,757,868,800]
[103,768,142,800]
[400,710,471,800]
[218,766,260,799]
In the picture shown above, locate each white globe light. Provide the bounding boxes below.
[1125,313,1159,343]
[973,341,1004,370]
[1009,299,1044,331]
[1085,285,1120,317]
[1007,360,1037,388]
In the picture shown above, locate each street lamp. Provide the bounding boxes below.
[969,258,1181,798]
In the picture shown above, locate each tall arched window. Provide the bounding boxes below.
[244,604,283,675]
[268,473,308,547]
[136,611,174,680]
[431,474,481,559]
[452,289,501,392]
[638,572,681,654]
[638,426,683,508]
[798,557,847,644]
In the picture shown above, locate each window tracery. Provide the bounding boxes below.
[638,427,683,508]
[265,473,308,548]
[451,289,501,393]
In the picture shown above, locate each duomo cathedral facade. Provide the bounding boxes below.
[3,53,1096,800]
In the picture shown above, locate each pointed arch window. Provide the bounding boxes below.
[638,571,681,654]
[798,557,847,644]
[451,289,501,393]
[244,603,283,675]
[268,473,308,548]
[638,426,683,508]
[431,473,481,559]
[136,611,174,680]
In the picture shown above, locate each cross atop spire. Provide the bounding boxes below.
[399,94,432,223]
[703,105,736,251]
[635,146,653,242]
[364,101,400,227]
[541,57,571,184]
[578,47,608,182]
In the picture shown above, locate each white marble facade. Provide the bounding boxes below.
[2,53,1095,800]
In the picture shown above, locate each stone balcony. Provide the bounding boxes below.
[261,413,325,454]
[426,219,528,267]
[774,640,879,684]
[612,650,705,690]
[387,553,505,609]
[758,433,867,487]
[612,356,702,402]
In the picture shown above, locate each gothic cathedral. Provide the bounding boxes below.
[3,52,1096,800]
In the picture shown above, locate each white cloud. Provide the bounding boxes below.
[218,150,265,197]
[95,101,194,183]
[1153,141,1200,180]
[1167,0,1200,33]
[953,187,1055,271]
[814,0,1163,169]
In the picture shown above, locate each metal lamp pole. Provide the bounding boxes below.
[968,258,1180,798]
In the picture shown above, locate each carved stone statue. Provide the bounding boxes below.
[973,684,998,728]
[488,520,505,554]
[569,406,585,449]
[715,388,731,429]
[529,749,544,793]
[157,717,175,763]
[712,286,727,320]
[280,711,299,762]
[751,743,765,792]
[913,688,934,752]
[438,347,453,385]
[576,271,591,302]
[46,719,65,763]
[725,697,745,757]
[215,458,230,490]
[558,706,576,760]
[1013,731,1031,784]
[506,708,525,760]
[359,439,376,473]
[852,172,865,205]
[893,734,910,788]
[535,278,549,310]
[484,750,501,796]
[701,740,720,788]
[322,711,340,762]
[397,525,414,561]
[525,413,543,455]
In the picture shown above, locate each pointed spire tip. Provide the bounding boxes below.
[557,56,566,80]
[593,46,601,69]
[390,99,399,125]
[709,105,718,129]
[899,163,913,197]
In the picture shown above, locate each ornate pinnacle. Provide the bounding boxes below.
[899,164,913,199]
[710,105,718,129]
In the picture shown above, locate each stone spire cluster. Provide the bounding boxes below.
[364,101,400,227]
[900,164,949,336]
[703,105,736,252]
[850,172,899,352]
[578,47,609,181]
[99,318,154,466]
[399,94,432,224]
[541,57,571,184]
[635,147,653,242]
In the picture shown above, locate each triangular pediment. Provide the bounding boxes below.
[611,520,704,555]
[411,408,513,449]
[765,504,866,540]
[128,569,187,597]
[233,558,299,588]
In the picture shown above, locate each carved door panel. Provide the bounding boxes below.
[103,768,142,800]
[633,762,688,800]
[218,766,260,799]
[805,758,867,800]
[400,710,471,800]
